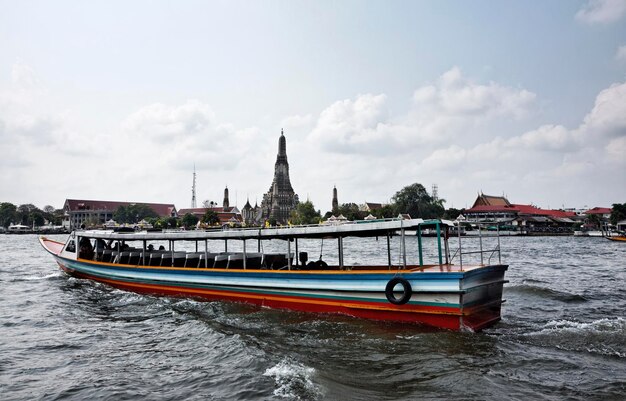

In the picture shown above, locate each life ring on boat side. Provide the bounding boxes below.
[385,277,412,305]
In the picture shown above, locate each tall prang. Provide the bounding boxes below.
[259,129,299,224]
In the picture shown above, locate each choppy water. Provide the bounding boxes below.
[1,234,625,400]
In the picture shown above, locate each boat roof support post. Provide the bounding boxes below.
[458,221,463,268]
[386,233,391,270]
[170,240,174,267]
[478,225,484,265]
[287,239,291,271]
[417,226,423,267]
[338,237,344,270]
[443,227,450,265]
[142,240,146,266]
[401,226,406,269]
[204,239,208,268]
[243,239,247,270]
[436,222,443,265]
[497,224,501,264]
[295,238,299,267]
[225,239,228,253]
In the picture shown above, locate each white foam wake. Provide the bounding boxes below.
[263,358,322,400]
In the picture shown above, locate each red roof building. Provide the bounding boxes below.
[177,207,243,227]
[583,207,612,216]
[464,194,580,232]
[63,199,177,230]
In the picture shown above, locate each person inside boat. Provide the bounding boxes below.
[79,237,94,260]
[94,238,107,252]
[147,244,154,251]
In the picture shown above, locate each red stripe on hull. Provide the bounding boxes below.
[60,266,502,331]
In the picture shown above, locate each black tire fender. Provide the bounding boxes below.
[385,277,412,305]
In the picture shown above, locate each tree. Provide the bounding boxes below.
[0,202,17,228]
[443,208,463,220]
[586,213,602,229]
[114,204,159,224]
[610,203,626,226]
[336,203,366,221]
[289,201,322,225]
[201,210,219,226]
[181,213,199,229]
[372,204,397,219]
[392,183,444,219]
[166,217,179,229]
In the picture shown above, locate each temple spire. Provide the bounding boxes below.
[223,186,230,209]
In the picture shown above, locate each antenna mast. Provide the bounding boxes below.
[432,184,439,202]
[191,165,197,208]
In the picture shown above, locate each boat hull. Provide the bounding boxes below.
[50,249,507,332]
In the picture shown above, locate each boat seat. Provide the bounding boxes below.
[101,249,113,263]
[160,253,173,267]
[118,251,131,265]
[263,253,293,269]
[184,253,201,268]
[111,251,121,263]
[213,253,232,269]
[198,253,218,268]
[226,253,244,269]
[127,252,141,265]
[172,252,187,268]
[148,252,163,266]
[246,253,263,269]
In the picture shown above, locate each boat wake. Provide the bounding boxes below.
[525,317,626,358]
[16,271,63,281]
[506,284,588,303]
[264,358,322,400]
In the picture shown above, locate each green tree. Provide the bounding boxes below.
[181,213,199,229]
[610,203,626,226]
[586,213,602,229]
[166,217,179,229]
[16,204,40,225]
[0,202,17,228]
[290,201,322,225]
[114,204,159,224]
[336,203,366,221]
[201,209,219,226]
[392,183,444,219]
[443,208,463,220]
[372,204,397,219]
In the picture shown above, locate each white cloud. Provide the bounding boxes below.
[576,0,626,24]
[507,124,575,151]
[308,67,536,155]
[427,66,535,119]
[122,100,215,140]
[579,82,626,138]
[308,93,390,153]
[606,136,626,161]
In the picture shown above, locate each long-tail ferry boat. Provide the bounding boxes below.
[39,218,508,331]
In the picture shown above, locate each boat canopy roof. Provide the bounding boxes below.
[74,218,455,241]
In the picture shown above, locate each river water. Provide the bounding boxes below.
[1,234,624,400]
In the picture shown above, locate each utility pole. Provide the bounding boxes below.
[191,165,197,208]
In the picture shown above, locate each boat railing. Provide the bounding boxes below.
[451,221,502,267]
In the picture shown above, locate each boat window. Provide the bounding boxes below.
[66,240,76,253]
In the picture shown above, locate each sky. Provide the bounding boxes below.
[1,0,625,213]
